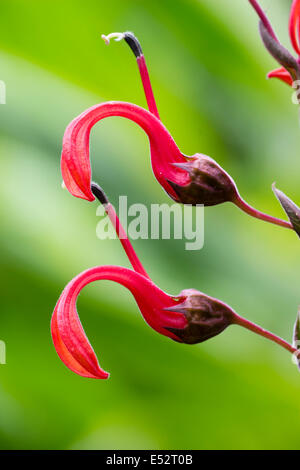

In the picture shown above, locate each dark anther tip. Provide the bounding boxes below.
[124,31,143,58]
[91,182,109,205]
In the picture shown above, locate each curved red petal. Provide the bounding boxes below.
[51,306,106,379]
[289,0,300,55]
[51,266,187,378]
[61,158,94,201]
[267,67,294,86]
[61,101,189,202]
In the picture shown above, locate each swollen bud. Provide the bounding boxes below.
[167,154,238,206]
[165,289,235,344]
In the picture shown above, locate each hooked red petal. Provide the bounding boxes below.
[61,158,93,201]
[61,113,95,201]
[52,284,109,379]
[61,101,189,202]
[267,67,294,86]
[51,305,105,379]
[289,0,300,55]
[51,266,187,379]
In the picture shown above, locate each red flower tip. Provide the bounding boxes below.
[61,118,95,201]
[267,67,294,86]
[51,301,109,379]
[51,266,187,378]
[61,101,188,203]
[289,0,300,56]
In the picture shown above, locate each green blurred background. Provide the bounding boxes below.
[0,0,299,450]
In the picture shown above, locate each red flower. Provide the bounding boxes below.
[60,31,293,231]
[51,265,189,379]
[249,0,300,87]
[52,183,297,379]
[51,183,236,379]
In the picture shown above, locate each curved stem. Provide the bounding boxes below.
[102,31,160,118]
[248,0,278,42]
[234,314,296,354]
[105,203,150,278]
[234,195,293,230]
[91,182,149,279]
[137,55,160,119]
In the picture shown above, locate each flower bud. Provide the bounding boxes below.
[259,21,300,84]
[165,289,235,344]
[248,1,300,88]
[167,154,238,206]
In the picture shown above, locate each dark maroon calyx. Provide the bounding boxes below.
[167,154,238,206]
[165,289,235,344]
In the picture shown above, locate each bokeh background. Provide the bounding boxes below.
[0,0,299,450]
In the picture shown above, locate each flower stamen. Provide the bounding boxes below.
[101,32,125,45]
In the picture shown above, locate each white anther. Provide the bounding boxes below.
[101,32,125,45]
